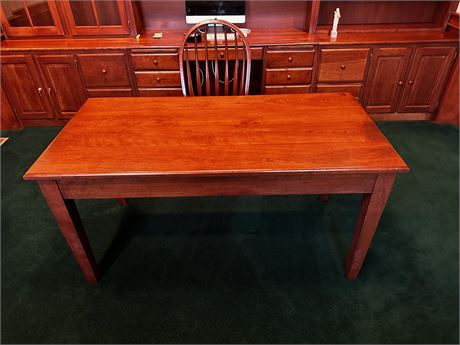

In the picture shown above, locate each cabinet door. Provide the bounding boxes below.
[0,0,64,38]
[36,55,87,118]
[361,47,412,114]
[1,55,54,119]
[398,46,457,113]
[61,0,133,36]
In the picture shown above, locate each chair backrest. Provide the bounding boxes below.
[179,19,252,96]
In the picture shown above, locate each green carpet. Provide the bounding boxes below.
[1,122,458,344]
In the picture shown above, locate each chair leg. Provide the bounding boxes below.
[117,198,128,206]
[318,194,330,202]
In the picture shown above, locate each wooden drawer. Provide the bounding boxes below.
[265,68,312,85]
[265,50,315,68]
[316,83,362,98]
[319,49,369,82]
[138,88,183,96]
[135,71,181,87]
[132,54,179,70]
[264,85,311,94]
[78,53,131,88]
[87,89,133,97]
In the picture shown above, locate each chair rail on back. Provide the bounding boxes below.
[179,19,252,96]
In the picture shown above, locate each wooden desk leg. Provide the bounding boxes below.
[38,180,99,284]
[345,173,396,279]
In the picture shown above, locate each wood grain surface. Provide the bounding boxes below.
[24,93,408,180]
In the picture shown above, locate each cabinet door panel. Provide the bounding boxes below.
[398,46,456,113]
[1,55,54,119]
[36,55,87,118]
[0,0,64,37]
[61,0,132,36]
[362,47,412,113]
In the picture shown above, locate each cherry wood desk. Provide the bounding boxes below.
[24,93,409,283]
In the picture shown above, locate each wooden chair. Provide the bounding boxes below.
[179,19,252,96]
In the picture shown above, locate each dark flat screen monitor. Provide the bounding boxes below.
[185,1,246,24]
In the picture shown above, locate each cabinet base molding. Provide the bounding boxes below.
[21,118,69,127]
[370,113,433,121]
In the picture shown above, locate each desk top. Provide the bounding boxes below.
[2,29,458,52]
[24,93,409,180]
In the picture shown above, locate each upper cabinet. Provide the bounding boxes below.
[0,0,138,38]
[60,0,136,37]
[0,0,64,38]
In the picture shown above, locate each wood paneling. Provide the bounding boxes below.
[434,56,459,127]
[318,1,451,26]
[1,85,21,130]
[138,0,309,30]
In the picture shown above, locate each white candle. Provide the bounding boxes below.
[331,8,341,38]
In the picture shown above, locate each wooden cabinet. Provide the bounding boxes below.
[318,49,369,82]
[362,47,412,113]
[0,0,64,38]
[317,48,369,98]
[60,0,136,37]
[77,52,133,96]
[263,46,315,94]
[1,55,54,119]
[1,85,22,130]
[363,46,457,115]
[1,54,86,122]
[36,55,87,118]
[131,49,182,96]
[398,46,457,113]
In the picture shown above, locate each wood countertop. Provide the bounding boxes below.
[2,29,458,52]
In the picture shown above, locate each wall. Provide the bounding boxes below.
[138,0,309,30]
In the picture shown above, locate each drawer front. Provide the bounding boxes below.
[132,54,179,70]
[265,68,312,85]
[319,49,369,82]
[265,50,315,68]
[135,71,181,87]
[264,85,311,94]
[316,84,362,98]
[78,53,131,88]
[87,89,133,97]
[138,88,183,96]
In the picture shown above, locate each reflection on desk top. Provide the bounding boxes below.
[23,93,409,180]
[2,28,458,51]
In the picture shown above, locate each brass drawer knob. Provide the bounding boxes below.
[398,81,403,86]
[408,80,413,85]
[156,77,161,82]
[287,74,291,80]
[288,57,292,62]
[153,60,158,65]
[220,52,225,58]
[340,64,346,70]
[102,69,107,74]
